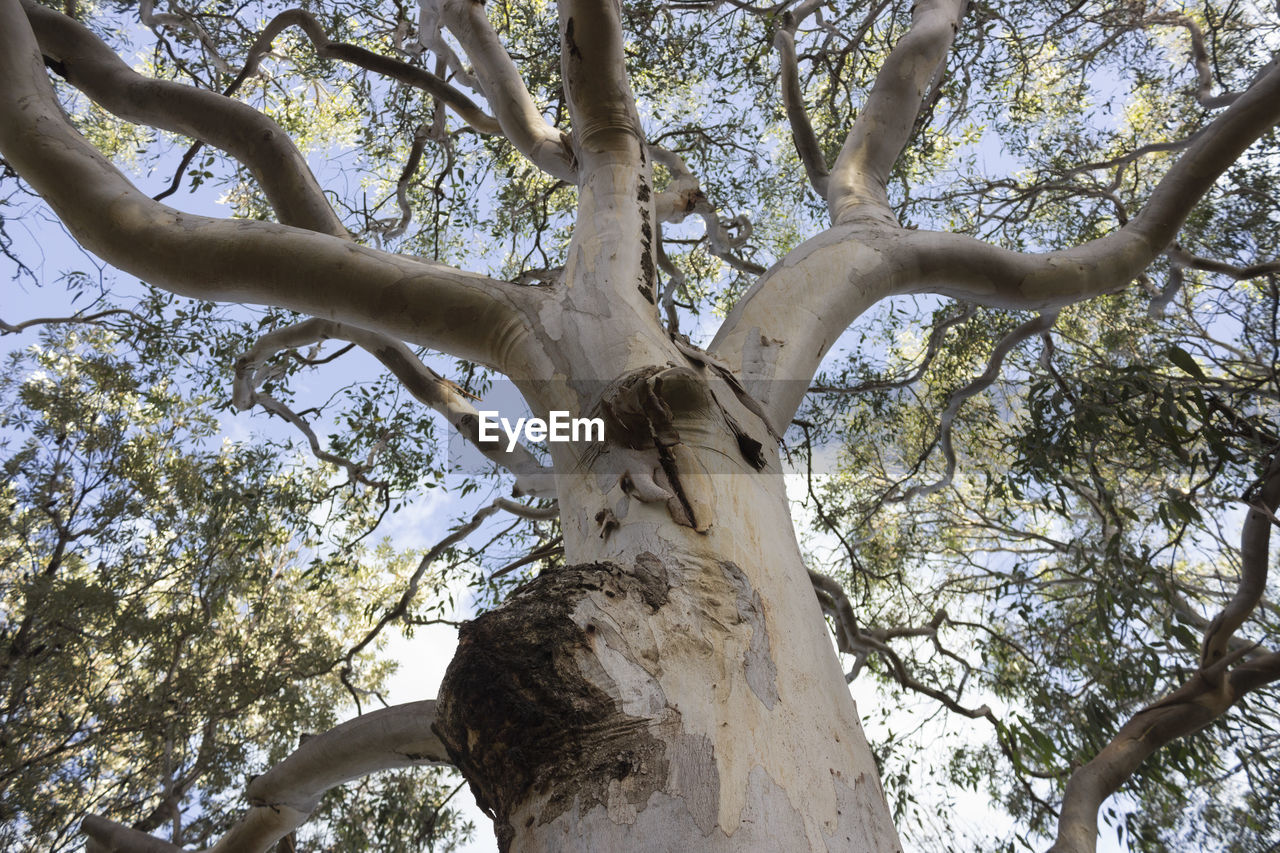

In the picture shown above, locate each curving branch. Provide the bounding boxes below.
[0,0,550,377]
[1152,245,1280,316]
[809,570,991,716]
[774,21,830,198]
[82,701,451,853]
[1048,453,1280,853]
[251,389,389,489]
[342,497,556,695]
[711,53,1280,429]
[810,301,974,396]
[1146,12,1241,110]
[648,144,766,275]
[233,319,557,496]
[377,123,433,240]
[237,9,501,137]
[1200,456,1280,666]
[414,0,481,90]
[440,0,576,181]
[1169,245,1280,280]
[1048,649,1280,853]
[826,0,967,225]
[0,308,148,334]
[23,0,347,238]
[656,227,687,333]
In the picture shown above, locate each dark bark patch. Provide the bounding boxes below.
[598,368,708,528]
[42,56,68,78]
[434,561,673,850]
[632,551,671,610]
[719,561,778,709]
[594,507,620,539]
[638,204,656,303]
[564,17,581,59]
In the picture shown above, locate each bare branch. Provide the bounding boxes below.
[0,308,148,334]
[440,0,576,180]
[774,23,829,198]
[810,301,974,396]
[137,0,231,74]
[343,496,555,681]
[82,818,181,853]
[24,0,347,237]
[1169,245,1280,280]
[0,4,549,375]
[649,144,766,275]
[83,702,451,853]
[414,0,481,90]
[656,227,687,333]
[233,319,556,496]
[1147,13,1240,109]
[827,0,967,225]
[896,311,1058,503]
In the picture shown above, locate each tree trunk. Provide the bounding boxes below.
[434,367,903,852]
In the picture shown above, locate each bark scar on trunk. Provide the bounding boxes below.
[592,364,770,533]
[433,558,674,851]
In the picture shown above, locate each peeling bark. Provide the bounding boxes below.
[437,538,900,852]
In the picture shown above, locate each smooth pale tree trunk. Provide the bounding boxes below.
[429,88,903,846]
[435,365,903,852]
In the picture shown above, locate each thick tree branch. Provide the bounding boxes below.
[827,0,966,225]
[440,0,576,180]
[558,0,644,166]
[0,0,549,377]
[712,53,1280,428]
[1048,649,1280,853]
[23,0,347,238]
[83,702,450,853]
[1200,455,1280,666]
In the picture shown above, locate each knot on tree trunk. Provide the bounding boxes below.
[433,556,672,851]
[587,365,769,533]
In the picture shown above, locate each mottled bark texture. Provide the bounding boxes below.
[435,560,673,851]
[435,545,898,853]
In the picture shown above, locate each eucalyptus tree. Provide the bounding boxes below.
[0,0,1278,850]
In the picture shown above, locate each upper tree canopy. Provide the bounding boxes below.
[1,0,1279,849]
